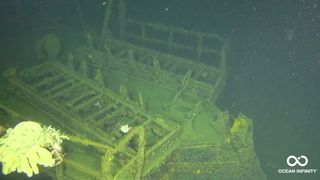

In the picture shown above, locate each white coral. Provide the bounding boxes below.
[0,121,67,177]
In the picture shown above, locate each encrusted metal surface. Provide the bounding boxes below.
[4,61,179,179]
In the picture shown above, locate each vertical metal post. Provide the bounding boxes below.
[118,0,127,40]
[197,35,203,61]
[74,0,94,49]
[99,0,114,49]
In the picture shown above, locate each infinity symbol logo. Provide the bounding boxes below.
[286,155,308,167]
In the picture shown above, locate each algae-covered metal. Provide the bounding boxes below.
[1,0,267,179]
[4,62,179,179]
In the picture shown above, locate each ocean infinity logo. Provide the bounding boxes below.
[286,155,308,167]
[278,155,317,174]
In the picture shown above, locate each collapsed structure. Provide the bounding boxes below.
[0,0,267,179]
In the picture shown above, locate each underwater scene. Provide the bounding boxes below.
[0,0,319,180]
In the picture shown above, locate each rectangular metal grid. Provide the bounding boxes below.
[5,61,179,179]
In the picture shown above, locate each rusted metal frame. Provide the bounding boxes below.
[51,83,82,100]
[9,69,116,145]
[63,90,94,108]
[32,73,64,90]
[73,94,103,111]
